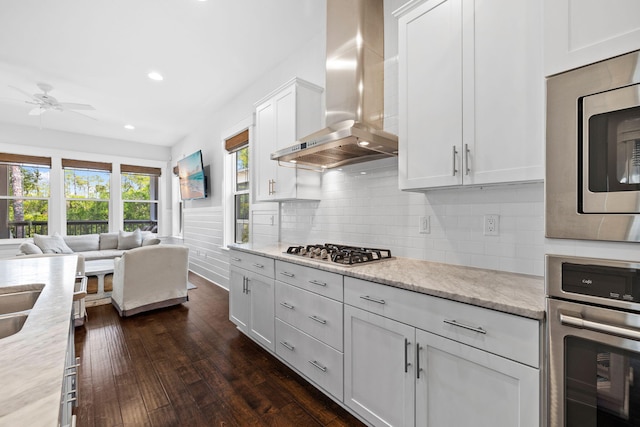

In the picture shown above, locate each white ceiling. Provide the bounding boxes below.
[0,0,325,147]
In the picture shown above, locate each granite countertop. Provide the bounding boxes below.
[229,243,545,320]
[0,255,78,426]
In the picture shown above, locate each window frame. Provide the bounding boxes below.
[0,157,51,239]
[121,169,160,232]
[63,163,112,235]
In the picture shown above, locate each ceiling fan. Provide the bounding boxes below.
[9,82,96,119]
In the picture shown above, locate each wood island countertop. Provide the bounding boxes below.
[0,255,78,426]
[229,243,545,320]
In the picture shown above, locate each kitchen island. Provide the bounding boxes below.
[0,255,78,426]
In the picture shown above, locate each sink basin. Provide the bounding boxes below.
[0,313,28,339]
[0,290,42,315]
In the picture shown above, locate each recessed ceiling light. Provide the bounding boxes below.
[124,124,135,130]
[147,71,163,81]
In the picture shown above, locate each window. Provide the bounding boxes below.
[0,154,51,238]
[234,146,250,243]
[225,128,250,244]
[121,165,160,232]
[63,159,111,235]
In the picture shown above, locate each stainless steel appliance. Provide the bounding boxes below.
[270,0,398,169]
[546,49,640,241]
[547,255,640,426]
[285,243,392,265]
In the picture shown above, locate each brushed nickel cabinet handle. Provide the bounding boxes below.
[231,257,241,262]
[360,295,386,305]
[280,271,295,277]
[416,343,422,379]
[309,360,327,372]
[280,302,294,310]
[465,143,470,175]
[309,280,327,287]
[452,145,458,176]
[404,338,411,373]
[309,315,327,325]
[280,341,295,351]
[443,319,486,334]
[253,263,264,269]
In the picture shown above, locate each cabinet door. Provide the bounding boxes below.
[254,100,277,202]
[229,268,249,332]
[272,86,297,199]
[398,0,463,190]
[415,329,539,427]
[344,305,415,427]
[545,0,640,76]
[466,0,543,185]
[246,270,275,351]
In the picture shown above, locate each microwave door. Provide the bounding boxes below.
[582,84,640,214]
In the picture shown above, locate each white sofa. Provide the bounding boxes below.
[111,244,189,317]
[18,230,160,260]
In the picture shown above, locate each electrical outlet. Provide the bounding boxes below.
[484,215,499,236]
[419,215,430,234]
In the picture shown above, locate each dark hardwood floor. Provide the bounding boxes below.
[74,272,365,427]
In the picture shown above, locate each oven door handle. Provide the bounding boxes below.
[560,313,640,341]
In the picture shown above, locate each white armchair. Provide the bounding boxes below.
[111,244,189,317]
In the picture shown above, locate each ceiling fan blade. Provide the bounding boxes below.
[58,102,95,111]
[28,107,45,116]
[9,85,37,101]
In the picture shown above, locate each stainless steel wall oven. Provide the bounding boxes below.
[547,255,640,426]
[546,49,640,241]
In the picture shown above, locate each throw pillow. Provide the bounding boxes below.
[63,234,99,252]
[99,232,119,250]
[117,229,142,250]
[33,233,74,254]
[19,242,43,255]
[142,237,161,246]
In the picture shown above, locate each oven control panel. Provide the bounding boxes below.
[562,263,640,302]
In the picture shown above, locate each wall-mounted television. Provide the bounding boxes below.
[177,150,207,200]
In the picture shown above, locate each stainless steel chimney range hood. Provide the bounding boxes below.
[270,0,397,170]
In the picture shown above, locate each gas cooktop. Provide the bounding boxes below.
[285,243,392,266]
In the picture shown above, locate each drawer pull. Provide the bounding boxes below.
[443,319,487,335]
[280,341,295,351]
[280,271,295,277]
[231,257,241,262]
[360,295,386,305]
[253,263,264,269]
[309,360,327,372]
[416,343,422,379]
[280,302,295,310]
[309,280,327,287]
[308,315,327,325]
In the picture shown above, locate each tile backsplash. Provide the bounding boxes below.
[280,159,545,277]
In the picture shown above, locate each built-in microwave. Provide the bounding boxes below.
[546,49,640,242]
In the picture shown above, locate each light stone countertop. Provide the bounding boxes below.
[230,243,545,320]
[0,255,78,426]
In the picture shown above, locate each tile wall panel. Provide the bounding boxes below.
[281,159,544,277]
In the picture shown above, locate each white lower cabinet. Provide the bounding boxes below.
[415,329,539,427]
[229,253,275,351]
[344,278,540,427]
[344,305,416,426]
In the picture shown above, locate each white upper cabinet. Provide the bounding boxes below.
[396,0,544,190]
[253,78,323,202]
[545,0,640,76]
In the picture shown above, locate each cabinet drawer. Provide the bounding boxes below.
[275,319,343,401]
[275,260,343,301]
[230,251,275,278]
[275,281,343,351]
[344,277,539,368]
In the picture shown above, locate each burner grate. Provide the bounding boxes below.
[286,243,392,265]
